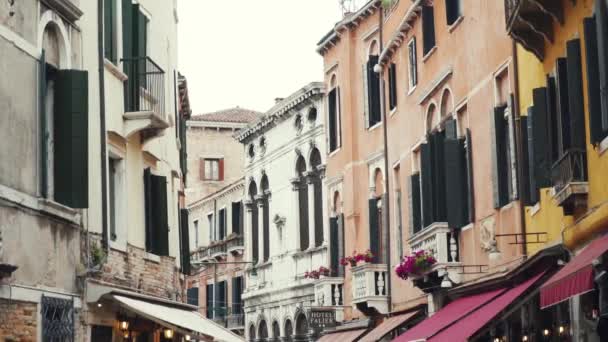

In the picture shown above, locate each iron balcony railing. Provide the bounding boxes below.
[122,56,165,117]
[210,307,245,329]
[504,0,521,30]
[551,148,588,192]
[209,242,227,256]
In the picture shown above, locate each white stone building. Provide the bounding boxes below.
[236,82,335,342]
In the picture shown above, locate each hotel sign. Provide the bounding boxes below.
[309,309,336,329]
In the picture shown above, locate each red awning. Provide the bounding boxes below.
[394,289,506,342]
[358,311,419,342]
[428,272,545,341]
[317,328,368,342]
[540,234,608,309]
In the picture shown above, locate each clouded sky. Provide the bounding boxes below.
[178,0,344,114]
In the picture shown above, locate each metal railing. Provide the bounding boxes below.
[504,0,521,30]
[226,236,244,250]
[190,246,211,263]
[210,307,245,329]
[551,148,588,192]
[122,56,165,117]
[210,242,228,257]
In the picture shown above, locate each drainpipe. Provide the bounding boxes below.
[98,0,109,253]
[512,40,527,257]
[375,3,393,313]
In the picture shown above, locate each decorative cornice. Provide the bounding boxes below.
[417,66,454,105]
[42,0,83,22]
[378,0,424,67]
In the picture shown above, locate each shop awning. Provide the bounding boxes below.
[540,234,608,309]
[317,328,368,342]
[358,311,419,342]
[428,272,545,341]
[111,295,244,342]
[394,289,506,342]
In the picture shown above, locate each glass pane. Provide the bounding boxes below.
[205,160,211,179]
[212,160,219,180]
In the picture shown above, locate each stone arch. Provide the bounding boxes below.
[330,73,338,89]
[309,147,322,172]
[425,101,439,133]
[333,191,342,216]
[38,10,71,69]
[307,106,318,123]
[248,179,258,199]
[294,311,309,337]
[440,87,454,119]
[368,39,380,56]
[374,168,384,197]
[258,320,269,339]
[248,323,256,342]
[284,319,294,339]
[260,173,269,192]
[295,154,307,177]
[272,320,281,339]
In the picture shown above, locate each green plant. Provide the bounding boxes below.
[90,242,106,266]
[381,0,397,9]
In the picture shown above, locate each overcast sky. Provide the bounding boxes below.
[177,0,344,115]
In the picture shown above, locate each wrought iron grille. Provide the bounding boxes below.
[504,0,521,29]
[122,56,166,116]
[551,148,588,192]
[41,295,74,342]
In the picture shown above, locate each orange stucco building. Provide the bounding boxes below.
[318,0,528,324]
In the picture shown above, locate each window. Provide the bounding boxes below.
[42,296,74,342]
[232,201,243,235]
[218,208,227,240]
[422,5,436,55]
[232,276,244,315]
[193,219,199,247]
[143,168,169,256]
[388,63,398,110]
[394,166,404,260]
[249,182,259,264]
[109,158,120,240]
[588,2,608,143]
[445,0,462,26]
[408,38,418,90]
[207,213,214,242]
[328,87,342,152]
[206,284,214,318]
[296,156,309,251]
[365,54,382,127]
[91,326,113,342]
[215,280,227,319]
[260,175,270,262]
[310,149,324,247]
[103,0,117,63]
[201,158,224,181]
[187,287,199,306]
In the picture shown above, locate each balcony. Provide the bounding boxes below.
[121,57,169,142]
[551,149,588,215]
[226,235,245,256]
[209,241,228,260]
[351,263,389,315]
[504,0,564,60]
[314,277,345,322]
[190,246,212,264]
[226,311,245,331]
[407,222,462,292]
[211,307,245,332]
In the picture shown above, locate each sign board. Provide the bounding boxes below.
[309,309,336,329]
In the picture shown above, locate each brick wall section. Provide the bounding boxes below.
[91,243,180,300]
[0,300,37,342]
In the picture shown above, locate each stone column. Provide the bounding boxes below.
[317,165,327,246]
[306,171,316,249]
[244,200,254,264]
[291,177,302,251]
[256,195,265,265]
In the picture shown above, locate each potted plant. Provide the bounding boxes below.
[304,266,331,279]
[395,250,437,280]
[340,250,375,267]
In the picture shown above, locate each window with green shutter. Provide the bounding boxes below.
[583,17,607,145]
[422,5,436,55]
[444,137,468,228]
[180,208,191,275]
[368,198,380,263]
[143,169,169,256]
[53,70,89,209]
[367,56,381,127]
[104,0,117,63]
[490,105,511,209]
[388,63,397,110]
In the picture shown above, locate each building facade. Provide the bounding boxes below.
[236,83,329,342]
[185,108,260,337]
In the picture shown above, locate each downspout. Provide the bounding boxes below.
[376,4,393,312]
[512,39,527,257]
[98,0,109,253]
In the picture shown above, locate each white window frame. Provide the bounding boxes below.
[408,37,418,92]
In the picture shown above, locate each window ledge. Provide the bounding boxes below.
[144,253,161,264]
[599,135,608,155]
[528,202,541,217]
[38,198,81,225]
[104,59,128,82]
[461,223,474,232]
[368,122,383,132]
[328,147,342,158]
[422,46,438,63]
[292,245,327,259]
[448,16,464,33]
[407,85,417,96]
[389,107,398,117]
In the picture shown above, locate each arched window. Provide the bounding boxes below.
[260,174,270,262]
[426,103,438,133]
[272,321,280,340]
[296,156,309,251]
[328,74,341,152]
[330,191,345,276]
[365,41,382,127]
[248,324,256,342]
[310,149,324,247]
[258,320,268,340]
[284,319,293,339]
[295,313,309,338]
[249,181,259,264]
[440,88,452,119]
[369,169,385,264]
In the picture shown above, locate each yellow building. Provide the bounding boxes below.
[507,0,608,338]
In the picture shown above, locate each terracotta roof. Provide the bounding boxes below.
[190,107,262,124]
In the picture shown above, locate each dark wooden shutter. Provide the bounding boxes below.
[446,0,461,25]
[231,277,242,314]
[367,55,381,125]
[409,173,422,234]
[91,326,113,342]
[121,0,133,58]
[151,174,169,256]
[389,63,397,110]
[314,179,324,247]
[298,179,309,251]
[206,284,213,318]
[584,17,605,144]
[122,0,135,111]
[252,204,259,263]
[547,76,559,164]
[179,118,188,182]
[328,88,337,151]
[420,143,434,227]
[53,70,89,208]
[422,5,436,55]
[219,159,225,181]
[180,209,191,275]
[199,158,205,180]
[144,168,153,251]
[465,129,475,223]
[263,199,270,261]
[410,37,418,87]
[39,51,48,199]
[330,217,339,276]
[445,118,457,139]
[519,116,532,206]
[556,58,571,153]
[368,198,379,263]
[338,214,345,276]
[527,107,540,204]
[431,132,447,221]
[596,0,608,132]
[232,202,241,235]
[219,209,226,240]
[187,287,199,306]
[133,5,147,100]
[444,138,467,228]
[215,281,227,318]
[337,87,342,148]
[491,106,508,208]
[104,0,115,63]
[532,88,552,188]
[566,39,586,150]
